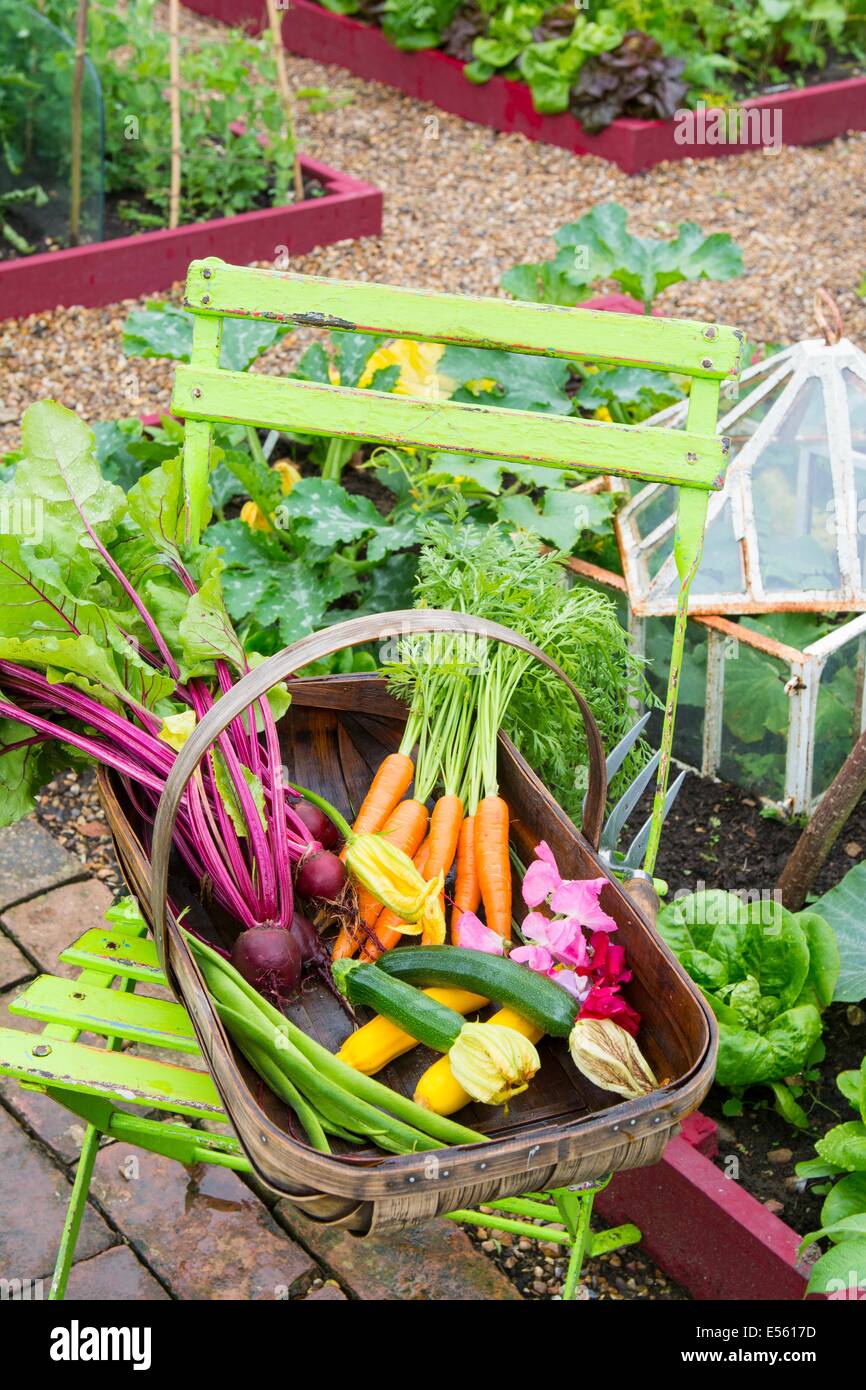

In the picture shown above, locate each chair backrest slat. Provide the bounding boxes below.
[182,261,742,381]
[174,258,743,500]
[173,364,727,489]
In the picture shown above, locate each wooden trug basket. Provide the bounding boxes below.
[99,610,716,1235]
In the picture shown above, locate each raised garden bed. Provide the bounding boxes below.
[182,0,866,175]
[0,155,381,320]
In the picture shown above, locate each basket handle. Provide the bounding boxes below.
[150,608,607,968]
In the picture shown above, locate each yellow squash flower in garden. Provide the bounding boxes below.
[358,339,449,400]
[240,459,302,533]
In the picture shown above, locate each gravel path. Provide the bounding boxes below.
[2,4,865,447]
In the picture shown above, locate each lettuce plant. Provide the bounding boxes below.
[796,1056,866,1296]
[656,889,840,1124]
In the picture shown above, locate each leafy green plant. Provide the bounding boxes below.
[382,0,463,50]
[465,6,625,113]
[312,0,866,122]
[503,202,744,313]
[0,184,49,255]
[796,1055,866,1297]
[37,0,308,230]
[570,29,688,131]
[811,862,866,1005]
[657,888,840,1125]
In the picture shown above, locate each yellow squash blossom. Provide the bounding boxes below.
[358,339,448,400]
[449,1022,540,1105]
[240,459,302,533]
[344,831,446,941]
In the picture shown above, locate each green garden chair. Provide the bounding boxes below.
[0,260,742,1300]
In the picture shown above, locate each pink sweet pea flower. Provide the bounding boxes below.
[549,877,618,932]
[551,968,592,1002]
[455,911,505,956]
[523,912,588,969]
[510,943,555,973]
[521,841,562,907]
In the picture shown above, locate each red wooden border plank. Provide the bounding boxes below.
[184,0,866,174]
[0,156,382,320]
[596,1126,811,1301]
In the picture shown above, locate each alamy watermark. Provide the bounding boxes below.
[1,1276,44,1300]
[674,101,782,155]
[0,496,43,543]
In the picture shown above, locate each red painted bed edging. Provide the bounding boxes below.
[596,1113,812,1301]
[181,0,866,174]
[0,155,381,320]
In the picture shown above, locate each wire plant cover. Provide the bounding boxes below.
[608,292,866,813]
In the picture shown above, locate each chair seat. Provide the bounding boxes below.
[0,925,225,1122]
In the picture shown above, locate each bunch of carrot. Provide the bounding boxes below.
[332,633,529,962]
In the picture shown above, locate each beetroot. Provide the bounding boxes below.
[295,849,347,902]
[230,927,302,1001]
[289,910,320,963]
[293,799,339,850]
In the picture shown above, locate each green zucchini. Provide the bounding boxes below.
[377,946,578,1037]
[332,959,465,1054]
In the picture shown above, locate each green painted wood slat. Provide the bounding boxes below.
[183,261,743,379]
[0,1028,223,1116]
[10,975,199,1053]
[172,366,729,489]
[59,929,166,986]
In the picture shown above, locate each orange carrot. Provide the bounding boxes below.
[361,841,431,962]
[450,814,480,938]
[475,794,512,940]
[347,751,415,840]
[332,798,428,960]
[419,793,463,944]
[424,793,463,883]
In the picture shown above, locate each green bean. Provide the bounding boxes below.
[223,1018,331,1154]
[184,930,487,1149]
[202,961,445,1154]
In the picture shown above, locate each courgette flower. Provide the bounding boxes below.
[240,460,302,532]
[449,1021,540,1106]
[345,832,445,942]
[358,339,447,400]
[568,1017,657,1099]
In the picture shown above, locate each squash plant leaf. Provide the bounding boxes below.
[575,366,684,421]
[499,489,617,552]
[500,260,590,306]
[555,204,743,308]
[439,345,572,415]
[278,478,384,547]
[122,301,289,372]
[812,862,866,1003]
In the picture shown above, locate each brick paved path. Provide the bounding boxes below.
[0,820,520,1301]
